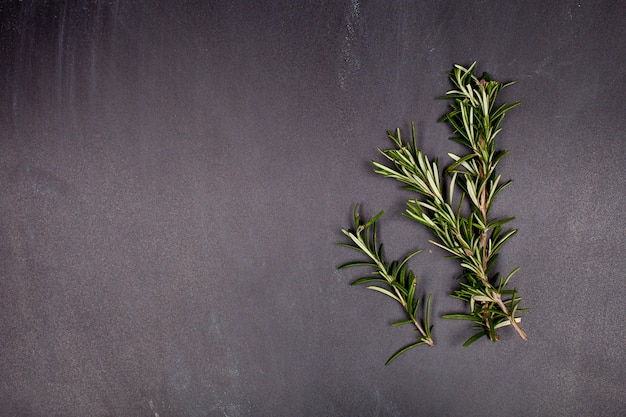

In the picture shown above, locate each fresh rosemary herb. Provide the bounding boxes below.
[338,204,434,365]
[372,63,528,346]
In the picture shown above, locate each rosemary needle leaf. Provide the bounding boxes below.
[364,210,385,228]
[486,217,515,229]
[442,314,476,321]
[366,286,402,303]
[385,341,427,366]
[337,261,378,270]
[494,317,522,330]
[462,331,488,347]
[351,277,388,286]
[391,319,414,327]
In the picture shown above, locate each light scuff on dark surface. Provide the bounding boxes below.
[1,1,624,416]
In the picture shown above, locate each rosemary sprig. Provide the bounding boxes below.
[338,204,433,365]
[372,63,528,346]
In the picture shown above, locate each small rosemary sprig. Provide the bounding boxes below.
[372,63,528,346]
[338,204,433,365]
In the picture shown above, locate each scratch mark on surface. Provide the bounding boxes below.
[338,0,362,91]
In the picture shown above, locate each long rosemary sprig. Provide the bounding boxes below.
[372,63,528,346]
[338,204,433,364]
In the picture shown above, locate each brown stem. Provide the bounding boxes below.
[477,162,492,290]
[476,136,527,341]
[490,291,528,341]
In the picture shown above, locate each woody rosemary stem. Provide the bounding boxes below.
[479,179,527,341]
[475,136,527,341]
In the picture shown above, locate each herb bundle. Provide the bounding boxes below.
[338,63,528,361]
[372,63,527,346]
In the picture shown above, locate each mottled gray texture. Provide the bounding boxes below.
[1,1,624,416]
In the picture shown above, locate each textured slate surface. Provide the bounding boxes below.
[1,1,624,416]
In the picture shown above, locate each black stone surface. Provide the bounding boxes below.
[1,1,624,416]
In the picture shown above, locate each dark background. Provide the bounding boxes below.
[1,1,625,416]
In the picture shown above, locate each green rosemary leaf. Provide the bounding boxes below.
[447,152,478,174]
[424,294,433,338]
[364,210,385,228]
[486,217,515,230]
[448,135,472,148]
[494,317,522,330]
[499,266,522,289]
[386,259,399,276]
[390,319,414,327]
[350,277,388,286]
[490,101,521,124]
[493,178,513,197]
[492,149,510,167]
[459,261,483,276]
[491,229,518,254]
[462,331,488,347]
[337,261,377,270]
[385,341,427,366]
[365,286,402,303]
[410,296,421,319]
[397,249,422,272]
[428,240,463,257]
[335,242,359,250]
[407,276,417,308]
[442,314,476,321]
